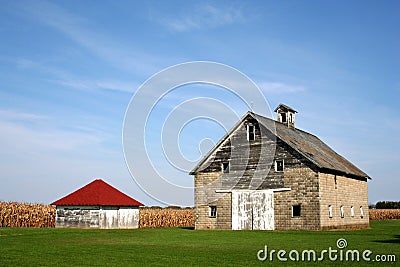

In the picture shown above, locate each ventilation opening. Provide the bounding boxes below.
[222,162,230,173]
[292,205,301,217]
[209,206,217,218]
[247,125,255,141]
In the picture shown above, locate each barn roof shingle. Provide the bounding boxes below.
[51,179,144,206]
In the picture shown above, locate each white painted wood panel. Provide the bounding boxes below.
[232,190,274,230]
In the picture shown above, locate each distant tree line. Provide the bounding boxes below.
[369,201,400,209]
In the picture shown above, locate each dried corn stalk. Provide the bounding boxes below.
[139,208,194,228]
[369,209,400,220]
[0,201,56,227]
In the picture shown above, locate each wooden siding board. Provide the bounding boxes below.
[55,206,139,229]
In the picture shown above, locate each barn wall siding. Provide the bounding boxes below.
[194,166,232,230]
[55,206,139,229]
[274,167,320,230]
[118,207,139,229]
[198,117,284,190]
[194,181,232,230]
[55,206,100,228]
[319,173,369,230]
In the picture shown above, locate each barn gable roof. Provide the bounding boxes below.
[51,179,144,207]
[190,111,370,179]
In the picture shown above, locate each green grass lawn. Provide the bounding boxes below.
[0,220,399,266]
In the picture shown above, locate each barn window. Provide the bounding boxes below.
[350,206,354,217]
[360,206,364,218]
[247,125,255,141]
[209,206,217,218]
[292,205,301,217]
[222,162,230,173]
[328,205,333,218]
[275,160,284,172]
[340,206,345,218]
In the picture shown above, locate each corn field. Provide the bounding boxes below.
[2,201,397,228]
[0,202,194,228]
[369,209,400,220]
[139,208,194,228]
[0,202,56,227]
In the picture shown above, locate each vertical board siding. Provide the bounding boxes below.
[118,207,139,229]
[55,206,139,229]
[232,191,274,230]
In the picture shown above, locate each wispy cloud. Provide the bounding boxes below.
[48,79,138,93]
[0,109,109,156]
[0,109,48,122]
[13,57,137,93]
[16,0,161,75]
[257,81,306,94]
[163,4,244,32]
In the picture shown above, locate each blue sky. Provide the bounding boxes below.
[0,0,399,206]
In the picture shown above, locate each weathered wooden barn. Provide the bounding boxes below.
[190,104,370,230]
[52,179,144,229]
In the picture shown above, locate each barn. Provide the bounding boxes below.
[190,104,370,230]
[51,179,144,229]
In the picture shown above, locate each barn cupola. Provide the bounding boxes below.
[274,104,297,128]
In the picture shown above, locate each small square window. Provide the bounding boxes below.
[275,160,284,172]
[340,206,345,218]
[247,125,255,141]
[328,205,333,218]
[292,205,301,217]
[209,206,217,218]
[222,162,230,173]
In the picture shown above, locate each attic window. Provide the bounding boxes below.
[292,205,301,217]
[247,125,255,141]
[222,162,230,173]
[275,160,284,172]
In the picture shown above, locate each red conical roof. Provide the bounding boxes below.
[51,179,144,207]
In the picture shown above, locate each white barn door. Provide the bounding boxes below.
[232,190,274,230]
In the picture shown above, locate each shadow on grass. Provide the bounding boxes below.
[373,235,400,244]
[179,226,195,230]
